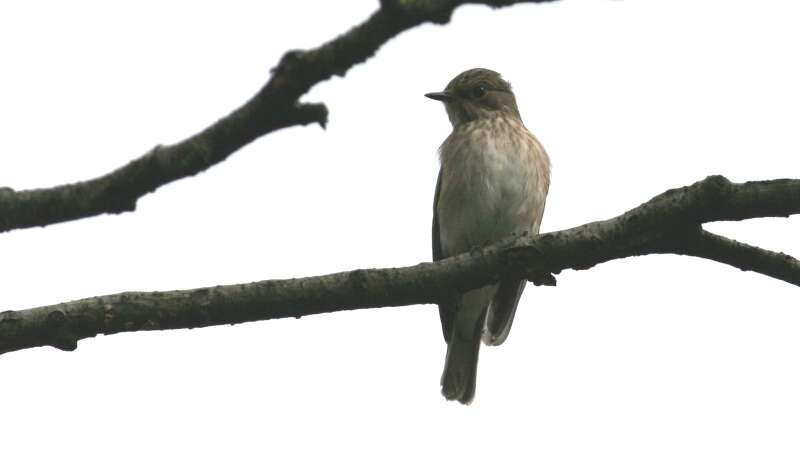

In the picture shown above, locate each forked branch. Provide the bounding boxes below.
[0,0,557,233]
[1,175,798,355]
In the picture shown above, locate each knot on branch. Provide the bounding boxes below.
[266,49,327,99]
[500,242,542,274]
[697,174,733,200]
[701,174,732,190]
[47,310,67,327]
[687,174,733,221]
[528,271,557,286]
[496,239,558,286]
[50,336,78,352]
[272,50,305,78]
[45,309,78,351]
[290,103,330,130]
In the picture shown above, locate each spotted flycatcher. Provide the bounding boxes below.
[427,68,551,404]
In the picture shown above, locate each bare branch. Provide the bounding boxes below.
[0,0,558,234]
[1,175,798,356]
[669,229,800,285]
[0,103,327,231]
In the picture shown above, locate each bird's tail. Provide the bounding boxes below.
[440,287,491,404]
[483,278,527,346]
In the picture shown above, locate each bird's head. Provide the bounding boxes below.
[425,68,520,127]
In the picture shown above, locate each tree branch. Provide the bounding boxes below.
[1,175,798,356]
[669,229,800,285]
[0,0,557,234]
[0,103,327,231]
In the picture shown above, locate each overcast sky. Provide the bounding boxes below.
[2,1,800,448]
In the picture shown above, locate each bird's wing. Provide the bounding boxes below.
[483,278,526,346]
[432,168,444,262]
[432,168,455,342]
[485,135,550,346]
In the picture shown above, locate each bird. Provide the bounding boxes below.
[427,68,550,404]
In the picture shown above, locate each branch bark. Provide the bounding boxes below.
[0,0,557,234]
[2,175,798,356]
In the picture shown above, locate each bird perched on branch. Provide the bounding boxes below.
[428,68,550,404]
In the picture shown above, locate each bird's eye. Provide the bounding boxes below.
[471,85,487,98]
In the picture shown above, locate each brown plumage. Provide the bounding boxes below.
[428,68,550,404]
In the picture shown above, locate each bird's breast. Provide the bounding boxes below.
[437,117,550,257]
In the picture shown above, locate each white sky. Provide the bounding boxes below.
[2,0,800,448]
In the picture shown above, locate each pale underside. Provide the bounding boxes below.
[433,113,550,346]
[436,114,550,259]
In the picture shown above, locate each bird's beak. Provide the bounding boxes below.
[425,91,456,102]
